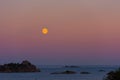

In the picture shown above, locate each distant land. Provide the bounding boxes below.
[0,60,40,73]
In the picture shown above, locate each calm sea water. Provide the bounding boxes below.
[0,65,119,80]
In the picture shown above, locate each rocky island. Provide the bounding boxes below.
[64,65,80,68]
[51,70,77,74]
[80,71,91,74]
[0,60,40,73]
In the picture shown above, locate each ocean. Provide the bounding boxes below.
[0,65,118,80]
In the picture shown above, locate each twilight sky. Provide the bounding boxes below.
[0,0,120,65]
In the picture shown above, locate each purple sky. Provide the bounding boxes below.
[0,0,120,65]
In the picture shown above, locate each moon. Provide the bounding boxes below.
[42,27,48,35]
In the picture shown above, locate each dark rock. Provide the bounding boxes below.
[104,68,120,80]
[80,71,91,74]
[61,70,77,74]
[0,60,40,73]
[99,69,105,72]
[64,65,80,68]
[51,70,77,74]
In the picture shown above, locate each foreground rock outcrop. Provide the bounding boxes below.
[0,60,40,73]
[104,68,120,80]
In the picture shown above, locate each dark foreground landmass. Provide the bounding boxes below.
[104,68,120,80]
[0,60,40,73]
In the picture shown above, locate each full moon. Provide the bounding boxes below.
[42,27,48,35]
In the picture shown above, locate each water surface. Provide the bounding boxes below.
[0,65,118,80]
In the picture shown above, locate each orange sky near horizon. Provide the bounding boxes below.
[0,0,120,65]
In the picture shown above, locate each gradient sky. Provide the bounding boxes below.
[0,0,120,65]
